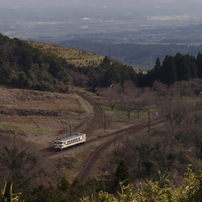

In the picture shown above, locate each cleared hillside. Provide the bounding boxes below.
[27,41,104,67]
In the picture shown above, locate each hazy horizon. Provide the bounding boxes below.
[2,0,202,8]
[1,0,202,69]
[1,0,202,45]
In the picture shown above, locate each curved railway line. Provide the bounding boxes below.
[78,103,202,183]
[77,116,167,183]
[41,93,104,153]
[41,92,202,183]
[78,93,104,135]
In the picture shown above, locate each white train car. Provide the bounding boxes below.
[54,133,86,150]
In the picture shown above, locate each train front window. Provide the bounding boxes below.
[59,142,63,144]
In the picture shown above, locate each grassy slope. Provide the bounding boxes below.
[27,41,104,67]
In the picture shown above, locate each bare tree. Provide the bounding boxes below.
[121,82,155,119]
[153,80,168,97]
[168,79,202,98]
[159,98,191,126]
[122,81,138,118]
[138,88,155,119]
[103,84,121,111]
[169,81,191,98]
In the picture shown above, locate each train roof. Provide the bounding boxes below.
[56,133,85,142]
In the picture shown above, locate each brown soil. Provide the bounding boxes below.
[0,86,95,189]
[0,87,94,146]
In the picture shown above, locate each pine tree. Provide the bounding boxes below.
[113,159,130,193]
[70,177,80,201]
[175,53,191,81]
[58,175,71,192]
[155,57,161,80]
[197,52,202,78]
[190,56,198,78]
[103,56,111,65]
[162,56,177,84]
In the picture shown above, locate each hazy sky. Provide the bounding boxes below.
[2,0,202,10]
[1,0,202,20]
[0,0,189,7]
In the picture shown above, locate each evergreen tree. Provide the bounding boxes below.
[197,52,202,78]
[103,56,111,65]
[70,177,80,201]
[175,53,191,81]
[136,143,154,175]
[103,68,120,87]
[190,56,198,78]
[113,159,130,193]
[161,55,177,84]
[58,176,71,192]
[18,71,27,87]
[154,57,161,80]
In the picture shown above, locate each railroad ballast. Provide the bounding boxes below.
[54,133,86,150]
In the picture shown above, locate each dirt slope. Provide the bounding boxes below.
[0,86,95,188]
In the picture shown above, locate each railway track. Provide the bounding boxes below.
[78,93,104,135]
[40,93,104,153]
[47,116,166,158]
[78,103,202,183]
[42,94,202,179]
[78,116,167,183]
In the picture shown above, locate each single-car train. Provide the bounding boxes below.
[54,133,86,150]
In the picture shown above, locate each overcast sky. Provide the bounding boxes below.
[1,0,202,19]
[1,0,199,7]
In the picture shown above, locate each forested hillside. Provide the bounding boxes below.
[2,33,202,92]
[0,34,138,92]
[0,33,73,92]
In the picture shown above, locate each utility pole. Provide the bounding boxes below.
[148,110,150,132]
[114,128,120,147]
[114,132,117,147]
[200,91,202,102]
[137,108,140,120]
[104,114,106,132]
[70,123,71,136]
[118,128,120,147]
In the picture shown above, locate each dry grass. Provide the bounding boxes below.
[27,41,104,67]
[0,86,96,189]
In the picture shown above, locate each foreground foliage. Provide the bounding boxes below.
[2,167,202,202]
[82,167,202,202]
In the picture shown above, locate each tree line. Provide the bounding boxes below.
[138,52,202,87]
[2,33,202,92]
[0,34,139,92]
[0,34,77,92]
